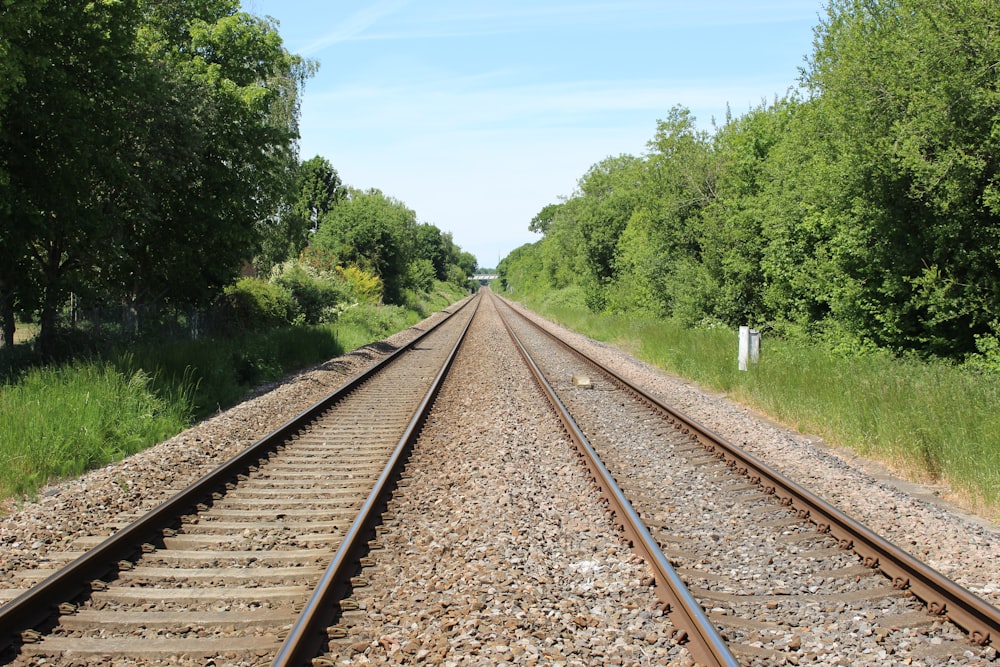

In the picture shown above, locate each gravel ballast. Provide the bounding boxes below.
[1,294,997,666]
[504,298,1000,615]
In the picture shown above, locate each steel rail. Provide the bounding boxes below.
[495,294,1000,649]
[494,295,740,667]
[271,295,480,666]
[0,295,477,656]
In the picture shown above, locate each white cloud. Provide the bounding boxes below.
[296,0,411,55]
[294,1,822,51]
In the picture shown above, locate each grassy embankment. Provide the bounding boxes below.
[517,291,1000,521]
[0,287,463,503]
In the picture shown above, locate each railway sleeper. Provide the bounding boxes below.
[20,635,282,660]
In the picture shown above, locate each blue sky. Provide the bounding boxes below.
[245,1,826,268]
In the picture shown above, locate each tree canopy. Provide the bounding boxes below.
[500,0,1000,361]
[0,0,312,352]
[310,189,411,304]
[257,155,344,273]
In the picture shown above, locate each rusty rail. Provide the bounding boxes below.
[0,295,477,659]
[495,294,1000,649]
[496,296,740,667]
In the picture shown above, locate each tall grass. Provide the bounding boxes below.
[124,325,344,419]
[526,295,1000,518]
[0,288,468,503]
[0,362,191,498]
[734,342,1000,511]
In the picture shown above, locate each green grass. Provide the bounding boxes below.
[123,325,345,420]
[0,287,468,505]
[0,362,191,499]
[524,293,1000,520]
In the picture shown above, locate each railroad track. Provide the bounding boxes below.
[491,291,1000,665]
[0,295,478,666]
[2,290,998,665]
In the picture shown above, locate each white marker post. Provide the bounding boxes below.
[739,326,750,371]
[739,326,760,371]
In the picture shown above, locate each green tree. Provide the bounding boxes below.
[574,155,644,289]
[0,0,142,353]
[313,188,417,304]
[413,223,450,281]
[698,98,799,326]
[0,0,40,346]
[121,1,312,310]
[296,156,344,235]
[538,199,586,292]
[806,0,1000,355]
[498,242,545,295]
[0,0,311,351]
[529,203,561,235]
[455,250,478,280]
[611,107,717,320]
[258,155,342,273]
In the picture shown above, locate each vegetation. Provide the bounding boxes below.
[500,0,1000,361]
[0,0,314,354]
[312,188,477,306]
[519,293,999,518]
[0,362,191,499]
[0,279,468,503]
[498,0,1000,516]
[0,1,481,504]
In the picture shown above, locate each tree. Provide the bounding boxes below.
[529,203,561,235]
[455,250,478,280]
[413,223,450,281]
[258,155,342,273]
[805,0,1000,355]
[698,98,799,326]
[0,0,41,345]
[313,188,417,304]
[120,1,312,311]
[0,0,313,351]
[0,0,142,353]
[296,156,344,233]
[610,107,717,319]
[574,155,644,289]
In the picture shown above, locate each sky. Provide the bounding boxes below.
[244,1,827,268]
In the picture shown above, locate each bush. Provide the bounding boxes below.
[220,278,298,332]
[338,303,417,340]
[270,262,347,324]
[539,285,587,311]
[336,265,382,304]
[964,320,1000,375]
[447,265,474,291]
[405,258,436,293]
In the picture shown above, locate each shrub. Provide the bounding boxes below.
[336,265,382,304]
[270,262,347,324]
[405,258,436,293]
[447,265,473,291]
[965,320,1000,375]
[338,303,416,339]
[220,278,298,332]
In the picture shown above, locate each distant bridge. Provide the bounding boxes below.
[471,274,498,284]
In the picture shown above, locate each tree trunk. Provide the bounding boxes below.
[36,296,59,358]
[0,294,14,347]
